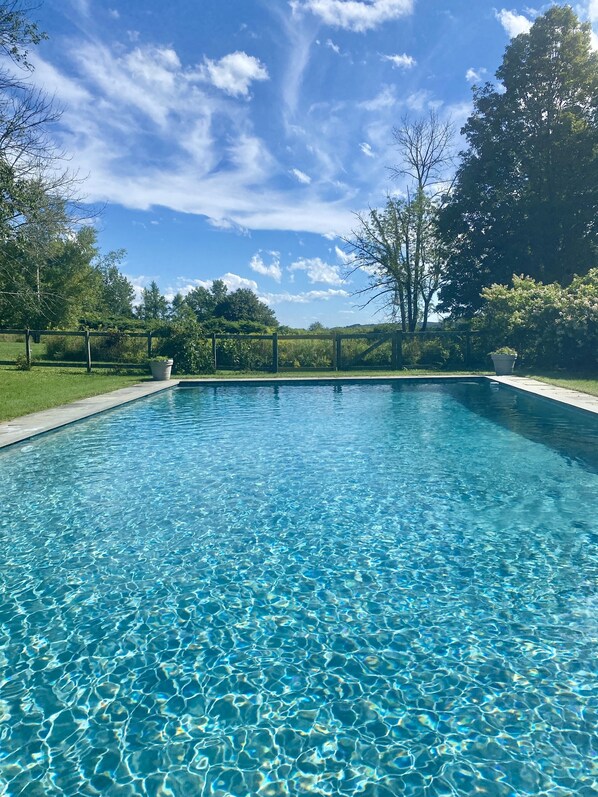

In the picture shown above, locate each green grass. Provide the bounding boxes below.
[0,367,148,422]
[525,372,598,398]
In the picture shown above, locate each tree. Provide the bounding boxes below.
[439,6,598,317]
[345,111,454,331]
[137,280,168,321]
[346,195,447,331]
[0,2,86,322]
[95,249,134,317]
[0,225,103,327]
[214,288,277,326]
[184,284,218,321]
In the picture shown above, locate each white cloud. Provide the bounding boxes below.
[360,142,375,157]
[108,8,120,19]
[200,51,269,97]
[334,245,354,265]
[578,0,598,48]
[382,53,416,69]
[289,257,345,285]
[27,39,360,238]
[291,168,312,184]
[495,9,533,37]
[360,85,396,111]
[326,38,341,53]
[465,67,487,83]
[292,0,414,32]
[221,272,260,292]
[262,288,350,304]
[250,252,283,281]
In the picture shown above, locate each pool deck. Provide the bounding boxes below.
[0,380,179,449]
[0,374,596,450]
[490,375,598,417]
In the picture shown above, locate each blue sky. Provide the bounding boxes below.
[28,0,598,326]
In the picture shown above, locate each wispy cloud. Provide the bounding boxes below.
[292,0,414,32]
[495,9,532,37]
[250,252,283,281]
[465,67,487,83]
[360,85,396,112]
[290,167,312,184]
[382,53,416,69]
[360,142,375,157]
[28,38,357,236]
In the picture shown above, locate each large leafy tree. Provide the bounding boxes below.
[0,1,87,323]
[214,287,277,326]
[0,225,103,328]
[439,6,598,316]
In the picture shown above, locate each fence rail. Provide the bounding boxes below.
[0,328,485,373]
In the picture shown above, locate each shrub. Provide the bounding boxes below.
[478,270,598,370]
[45,335,86,361]
[157,325,214,374]
[217,338,272,371]
[14,353,31,370]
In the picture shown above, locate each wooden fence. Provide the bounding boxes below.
[0,328,484,373]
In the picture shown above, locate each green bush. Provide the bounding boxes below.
[45,332,147,363]
[158,326,214,375]
[14,353,31,370]
[478,270,598,370]
[45,335,86,361]
[278,339,333,369]
[216,338,272,371]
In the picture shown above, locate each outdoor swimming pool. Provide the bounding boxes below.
[0,381,597,796]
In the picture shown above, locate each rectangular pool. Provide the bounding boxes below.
[0,381,597,796]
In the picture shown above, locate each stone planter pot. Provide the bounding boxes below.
[149,359,173,381]
[491,354,517,375]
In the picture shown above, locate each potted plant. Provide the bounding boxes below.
[148,355,174,381]
[489,347,517,375]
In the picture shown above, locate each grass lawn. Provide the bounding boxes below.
[0,367,148,422]
[525,372,598,398]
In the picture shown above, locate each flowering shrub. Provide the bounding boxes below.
[477,270,598,370]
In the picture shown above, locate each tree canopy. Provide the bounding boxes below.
[439,6,598,317]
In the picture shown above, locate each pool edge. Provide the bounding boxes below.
[1,374,596,451]
[0,380,179,450]
[489,375,598,418]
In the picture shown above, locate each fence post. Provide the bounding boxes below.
[465,330,471,367]
[25,329,31,367]
[272,332,278,373]
[211,334,217,371]
[335,335,342,371]
[85,331,92,373]
[391,332,399,370]
[147,332,153,359]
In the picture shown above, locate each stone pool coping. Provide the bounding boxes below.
[490,375,598,417]
[0,380,180,449]
[0,374,596,450]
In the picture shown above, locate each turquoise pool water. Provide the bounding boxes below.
[0,381,597,796]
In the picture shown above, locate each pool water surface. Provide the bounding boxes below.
[0,382,597,796]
